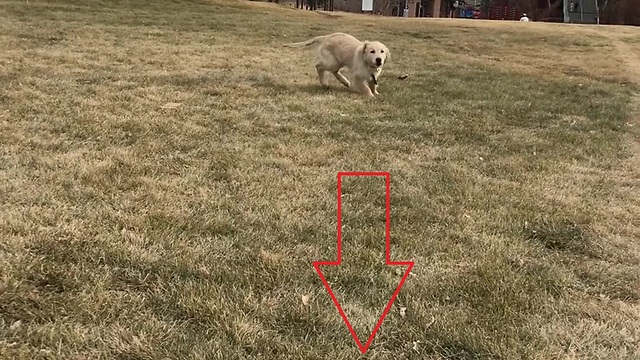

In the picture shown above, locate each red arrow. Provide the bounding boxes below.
[313,171,414,354]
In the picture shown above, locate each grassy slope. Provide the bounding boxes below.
[0,0,639,358]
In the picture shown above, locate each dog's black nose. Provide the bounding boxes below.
[375,57,382,65]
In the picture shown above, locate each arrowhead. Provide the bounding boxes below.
[313,261,414,354]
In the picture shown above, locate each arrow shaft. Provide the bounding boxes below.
[337,173,342,264]
[337,171,392,265]
[385,173,391,264]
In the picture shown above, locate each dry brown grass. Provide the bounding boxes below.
[1,0,639,358]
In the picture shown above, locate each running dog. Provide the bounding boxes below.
[284,32,390,97]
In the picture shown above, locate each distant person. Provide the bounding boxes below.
[452,0,459,18]
[569,2,578,12]
[458,0,466,17]
[520,13,530,22]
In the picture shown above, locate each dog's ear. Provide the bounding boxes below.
[379,44,390,61]
[362,41,369,54]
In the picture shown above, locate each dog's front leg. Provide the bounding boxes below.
[359,80,375,97]
[368,79,379,95]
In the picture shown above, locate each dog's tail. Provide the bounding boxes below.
[283,35,324,48]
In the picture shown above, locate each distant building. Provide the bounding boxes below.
[297,0,639,24]
[333,0,447,18]
[332,0,489,18]
[563,0,597,23]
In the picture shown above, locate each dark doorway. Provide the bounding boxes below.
[420,0,434,16]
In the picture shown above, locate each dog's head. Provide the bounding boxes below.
[362,41,390,69]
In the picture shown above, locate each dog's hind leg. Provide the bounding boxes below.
[315,48,340,87]
[332,70,350,87]
[316,63,329,87]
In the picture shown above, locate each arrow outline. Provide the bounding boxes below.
[313,171,415,354]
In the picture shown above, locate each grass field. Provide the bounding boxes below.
[1,0,639,358]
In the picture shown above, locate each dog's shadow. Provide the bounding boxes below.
[288,82,357,96]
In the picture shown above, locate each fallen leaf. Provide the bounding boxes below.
[161,102,182,109]
[425,316,436,328]
[399,307,406,318]
[10,320,22,331]
[412,340,421,351]
[301,295,310,306]
[132,335,143,347]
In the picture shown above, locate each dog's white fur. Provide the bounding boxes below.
[284,32,390,97]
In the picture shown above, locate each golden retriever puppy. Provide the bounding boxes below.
[284,32,390,97]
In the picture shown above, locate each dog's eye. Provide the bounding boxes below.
[370,50,375,53]
[381,50,384,53]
